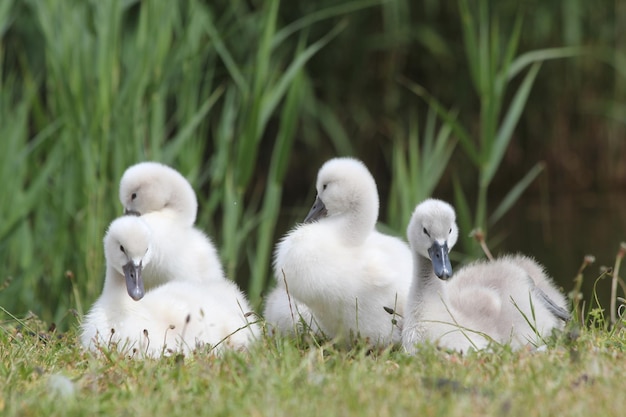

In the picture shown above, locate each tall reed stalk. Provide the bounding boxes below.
[409,0,580,254]
[198,0,372,304]
[386,107,456,233]
[0,0,382,326]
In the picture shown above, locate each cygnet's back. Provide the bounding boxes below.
[120,161,197,225]
[505,254,569,315]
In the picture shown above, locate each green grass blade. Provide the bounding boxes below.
[203,8,248,94]
[314,100,355,155]
[0,0,15,36]
[261,20,346,130]
[488,162,545,227]
[452,175,474,255]
[482,62,541,187]
[496,13,523,96]
[163,86,224,159]
[458,0,480,93]
[248,41,307,303]
[423,111,457,197]
[477,0,490,97]
[273,0,383,47]
[400,77,479,165]
[507,47,582,81]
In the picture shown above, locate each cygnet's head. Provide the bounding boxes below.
[104,216,153,301]
[407,199,459,280]
[119,162,198,225]
[303,157,379,226]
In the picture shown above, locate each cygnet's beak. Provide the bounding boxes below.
[123,261,145,301]
[303,195,328,223]
[428,241,453,280]
[124,208,141,216]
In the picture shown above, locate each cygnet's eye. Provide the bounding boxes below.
[423,227,430,237]
[131,192,137,200]
[120,245,126,253]
[449,228,452,234]
[322,183,328,191]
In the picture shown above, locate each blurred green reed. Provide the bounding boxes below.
[195,0,388,303]
[7,0,224,324]
[385,107,456,233]
[0,0,618,328]
[404,0,580,255]
[0,0,382,326]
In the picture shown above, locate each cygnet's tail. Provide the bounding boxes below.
[534,287,571,322]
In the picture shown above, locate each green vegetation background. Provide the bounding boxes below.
[0,0,623,329]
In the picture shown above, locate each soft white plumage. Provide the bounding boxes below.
[402,199,569,354]
[506,254,569,318]
[263,286,321,335]
[81,216,259,358]
[120,161,197,226]
[119,161,225,286]
[268,157,412,346]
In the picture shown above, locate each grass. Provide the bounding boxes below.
[2,313,626,417]
[2,245,626,417]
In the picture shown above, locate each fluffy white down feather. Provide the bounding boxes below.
[263,286,321,335]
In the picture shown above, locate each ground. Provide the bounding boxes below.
[1,316,626,417]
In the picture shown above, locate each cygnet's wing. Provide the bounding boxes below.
[534,286,571,322]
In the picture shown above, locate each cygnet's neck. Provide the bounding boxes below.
[333,202,378,245]
[170,183,197,225]
[409,251,444,310]
[172,199,197,226]
[101,266,136,307]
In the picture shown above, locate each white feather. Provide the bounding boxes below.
[263,286,321,335]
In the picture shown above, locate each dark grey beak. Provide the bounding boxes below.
[124,208,141,216]
[428,241,452,280]
[123,260,145,301]
[303,195,328,223]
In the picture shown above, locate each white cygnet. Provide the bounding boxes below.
[269,157,412,346]
[402,199,569,354]
[80,216,259,358]
[118,161,225,286]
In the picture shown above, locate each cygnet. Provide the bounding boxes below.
[402,199,569,354]
[269,157,412,346]
[81,216,259,358]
